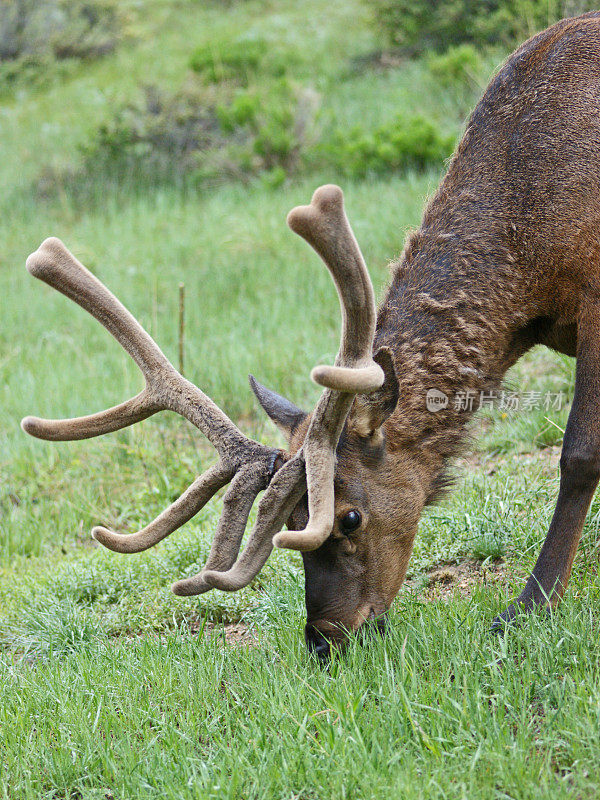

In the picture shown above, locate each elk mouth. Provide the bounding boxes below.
[305,610,387,662]
[305,625,332,661]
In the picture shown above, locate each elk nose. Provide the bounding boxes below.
[370,609,387,636]
[358,609,387,641]
[305,624,330,661]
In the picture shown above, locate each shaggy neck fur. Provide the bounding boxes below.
[375,224,532,501]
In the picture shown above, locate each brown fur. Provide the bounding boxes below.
[271,14,600,647]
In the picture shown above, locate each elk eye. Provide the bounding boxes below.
[340,510,361,534]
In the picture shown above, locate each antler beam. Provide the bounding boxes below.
[22,185,382,594]
[21,238,279,578]
[195,185,384,590]
[273,185,384,551]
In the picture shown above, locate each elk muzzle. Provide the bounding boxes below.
[305,608,388,661]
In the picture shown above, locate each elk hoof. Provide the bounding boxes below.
[491,601,551,635]
[490,604,519,635]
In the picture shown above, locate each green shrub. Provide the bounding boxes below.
[51,0,123,60]
[322,114,455,177]
[190,37,297,85]
[217,82,313,172]
[216,91,262,131]
[0,0,124,92]
[366,0,598,54]
[0,0,123,62]
[0,51,54,91]
[427,44,484,90]
[82,84,226,174]
[366,0,503,52]
[68,80,319,194]
[72,85,447,192]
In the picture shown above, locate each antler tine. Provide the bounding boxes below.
[22,237,280,561]
[25,238,170,381]
[175,185,384,585]
[171,464,270,594]
[175,453,307,593]
[21,391,157,441]
[274,391,351,551]
[22,238,249,451]
[276,185,383,552]
[287,185,384,393]
[92,463,232,553]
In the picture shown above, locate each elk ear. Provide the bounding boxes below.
[249,375,307,440]
[350,347,399,435]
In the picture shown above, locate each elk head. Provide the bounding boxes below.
[21,185,418,659]
[250,354,427,659]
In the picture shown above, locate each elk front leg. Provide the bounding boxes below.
[494,301,600,628]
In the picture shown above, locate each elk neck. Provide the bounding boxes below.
[374,220,535,479]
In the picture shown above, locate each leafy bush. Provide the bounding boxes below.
[0,52,55,90]
[50,0,122,60]
[366,0,502,52]
[366,0,598,54]
[50,79,450,194]
[93,85,224,162]
[70,79,320,193]
[190,37,298,85]
[217,83,320,173]
[0,0,122,62]
[322,114,455,177]
[426,44,484,90]
[0,0,123,92]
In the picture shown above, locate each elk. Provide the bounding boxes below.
[22,13,600,659]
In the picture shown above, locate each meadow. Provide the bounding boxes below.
[0,1,599,797]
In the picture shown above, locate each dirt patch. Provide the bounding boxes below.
[406,557,517,601]
[193,621,258,648]
[106,620,258,650]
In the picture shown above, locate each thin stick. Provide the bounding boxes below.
[543,416,566,434]
[178,282,185,376]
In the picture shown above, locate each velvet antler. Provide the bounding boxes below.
[21,238,282,592]
[22,185,381,593]
[274,184,383,550]
[193,185,384,595]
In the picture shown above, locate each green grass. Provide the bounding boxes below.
[2,589,600,798]
[1,1,598,797]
